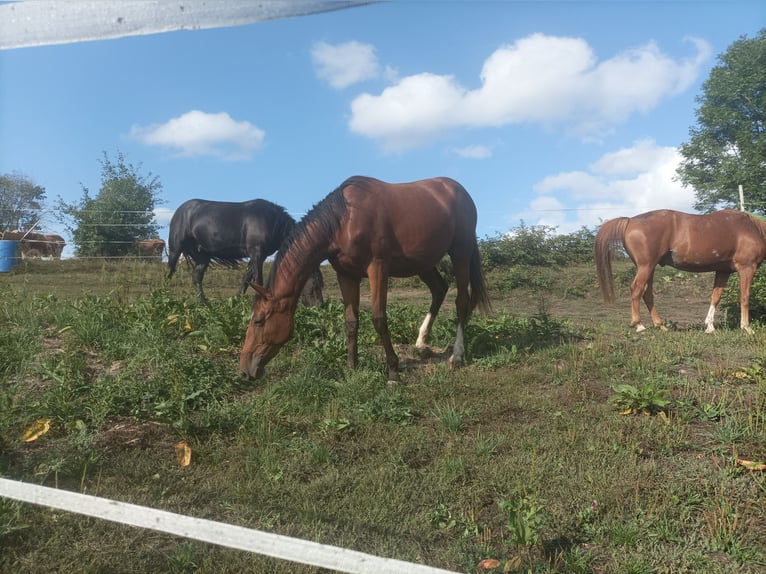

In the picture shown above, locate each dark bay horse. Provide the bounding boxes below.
[239,176,491,382]
[595,209,766,333]
[167,198,324,304]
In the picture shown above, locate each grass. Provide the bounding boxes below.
[1,259,765,573]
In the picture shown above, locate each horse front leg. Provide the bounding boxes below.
[337,274,361,370]
[240,251,264,295]
[367,262,400,383]
[415,268,448,354]
[704,271,731,333]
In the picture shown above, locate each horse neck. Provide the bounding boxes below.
[272,229,330,306]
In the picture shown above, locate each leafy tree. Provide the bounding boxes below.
[0,172,46,232]
[677,29,766,212]
[57,151,163,257]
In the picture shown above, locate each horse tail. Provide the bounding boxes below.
[167,220,183,279]
[594,217,630,303]
[469,240,492,315]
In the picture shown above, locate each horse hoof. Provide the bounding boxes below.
[705,325,716,334]
[659,325,668,332]
[635,324,646,333]
[448,356,463,369]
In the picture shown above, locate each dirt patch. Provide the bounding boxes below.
[97,417,176,451]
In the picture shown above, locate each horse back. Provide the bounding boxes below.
[624,209,766,270]
[334,176,477,276]
[170,198,293,261]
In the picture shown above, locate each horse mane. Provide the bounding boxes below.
[266,178,352,287]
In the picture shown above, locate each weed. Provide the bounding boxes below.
[433,401,467,433]
[499,496,547,547]
[610,382,672,415]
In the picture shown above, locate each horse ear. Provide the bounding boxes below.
[249,282,271,299]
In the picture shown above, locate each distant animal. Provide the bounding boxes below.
[239,176,491,382]
[1,230,62,259]
[167,198,324,304]
[135,238,165,262]
[595,209,766,333]
[43,234,66,259]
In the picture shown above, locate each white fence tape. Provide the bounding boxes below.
[0,478,458,574]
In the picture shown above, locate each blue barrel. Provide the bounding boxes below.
[0,240,20,272]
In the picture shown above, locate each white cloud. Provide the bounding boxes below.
[130,110,265,160]
[153,207,174,227]
[516,139,697,232]
[349,34,711,151]
[452,144,492,159]
[312,40,381,89]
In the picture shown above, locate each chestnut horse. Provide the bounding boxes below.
[239,176,491,382]
[595,209,766,333]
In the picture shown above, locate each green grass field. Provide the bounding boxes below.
[1,259,765,573]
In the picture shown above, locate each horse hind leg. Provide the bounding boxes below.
[449,258,471,368]
[192,260,210,303]
[641,269,666,331]
[415,268,449,355]
[738,266,756,334]
[630,266,662,332]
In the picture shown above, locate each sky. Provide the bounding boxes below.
[1,0,764,259]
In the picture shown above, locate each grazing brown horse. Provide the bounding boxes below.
[239,176,491,382]
[595,209,766,333]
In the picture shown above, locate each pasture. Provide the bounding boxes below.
[1,258,765,573]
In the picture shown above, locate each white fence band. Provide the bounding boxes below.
[0,478,458,574]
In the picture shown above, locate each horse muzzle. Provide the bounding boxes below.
[239,353,266,380]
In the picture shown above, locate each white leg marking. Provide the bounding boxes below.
[704,304,716,333]
[635,324,647,333]
[416,312,433,349]
[449,323,465,367]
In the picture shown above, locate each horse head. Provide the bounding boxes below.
[239,283,295,380]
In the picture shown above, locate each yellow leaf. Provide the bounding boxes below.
[184,319,192,332]
[619,408,633,415]
[477,558,501,570]
[175,441,192,467]
[738,459,766,471]
[22,419,52,442]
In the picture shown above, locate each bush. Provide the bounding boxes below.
[479,223,595,270]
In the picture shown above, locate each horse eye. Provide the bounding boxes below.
[252,316,265,327]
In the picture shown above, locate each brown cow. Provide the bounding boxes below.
[135,238,165,262]
[43,234,66,259]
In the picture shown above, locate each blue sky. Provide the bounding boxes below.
[1,1,764,258]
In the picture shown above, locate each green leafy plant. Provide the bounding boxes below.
[610,383,672,415]
[499,496,547,547]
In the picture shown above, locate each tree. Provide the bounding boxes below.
[676,29,766,212]
[0,171,47,231]
[57,151,163,257]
